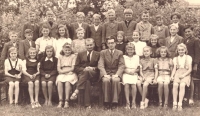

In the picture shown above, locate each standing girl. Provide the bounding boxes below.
[147,34,160,58]
[156,46,173,108]
[171,43,192,111]
[22,47,41,108]
[115,31,126,54]
[55,24,72,58]
[4,47,23,105]
[122,42,139,109]
[40,45,58,106]
[56,43,78,108]
[139,46,158,109]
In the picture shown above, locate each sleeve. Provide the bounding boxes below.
[22,60,27,71]
[154,58,158,69]
[116,51,125,77]
[21,24,26,40]
[169,58,174,67]
[57,56,61,67]
[4,59,9,71]
[165,26,170,37]
[49,58,58,76]
[35,38,40,46]
[135,23,139,31]
[193,39,200,64]
[71,54,76,66]
[74,53,84,73]
[98,51,107,77]
[139,59,143,69]
[187,55,192,65]
[173,57,177,66]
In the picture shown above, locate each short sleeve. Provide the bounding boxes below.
[187,55,192,65]
[18,59,25,70]
[57,55,62,67]
[4,59,9,70]
[173,57,177,66]
[139,59,143,68]
[35,38,40,46]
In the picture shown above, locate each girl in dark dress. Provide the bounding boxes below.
[40,45,58,106]
[4,47,23,105]
[147,34,160,58]
[22,47,40,108]
[115,31,126,54]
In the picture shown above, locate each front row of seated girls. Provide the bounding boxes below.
[4,42,192,111]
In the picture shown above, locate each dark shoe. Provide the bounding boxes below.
[104,103,110,111]
[111,103,118,110]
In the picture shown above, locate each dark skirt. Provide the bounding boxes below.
[23,70,40,83]
[5,76,21,83]
[41,75,56,82]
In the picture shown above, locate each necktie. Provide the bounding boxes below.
[110,50,113,58]
[87,51,91,62]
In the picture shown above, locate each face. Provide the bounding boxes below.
[141,13,149,22]
[124,13,133,21]
[46,48,53,58]
[171,15,179,23]
[143,47,151,57]
[63,47,72,56]
[10,50,17,60]
[117,34,123,42]
[29,50,37,59]
[85,40,95,51]
[47,15,54,22]
[29,14,36,22]
[42,28,50,37]
[156,18,163,26]
[59,27,66,37]
[170,26,178,36]
[77,16,84,23]
[108,13,115,21]
[150,38,157,46]
[9,34,18,42]
[177,46,186,56]
[25,33,33,40]
[93,17,101,26]
[107,39,116,50]
[160,49,167,58]
[184,28,193,39]
[77,31,84,39]
[132,32,140,42]
[126,48,134,56]
[60,17,67,24]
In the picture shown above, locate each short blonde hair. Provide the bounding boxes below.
[76,12,85,17]
[27,47,37,59]
[8,47,18,58]
[175,43,188,56]
[76,27,85,34]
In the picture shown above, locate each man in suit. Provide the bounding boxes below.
[72,38,100,108]
[119,8,137,43]
[98,37,125,110]
[88,14,103,51]
[21,12,40,41]
[70,12,89,40]
[19,29,36,60]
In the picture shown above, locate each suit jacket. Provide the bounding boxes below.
[98,49,125,78]
[119,20,137,42]
[39,21,58,39]
[18,39,36,60]
[102,21,121,44]
[178,23,185,38]
[184,37,200,64]
[88,25,103,47]
[70,22,89,40]
[21,22,40,41]
[74,51,100,75]
[164,35,184,58]
[1,41,19,61]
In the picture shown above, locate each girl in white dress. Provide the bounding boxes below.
[56,42,78,108]
[171,43,192,111]
[122,42,140,109]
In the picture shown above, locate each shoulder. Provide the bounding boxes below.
[18,58,23,63]
[4,59,9,63]
[93,51,100,55]
[116,49,123,55]
[186,55,192,61]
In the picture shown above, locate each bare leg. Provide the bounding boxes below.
[28,81,34,103]
[34,80,40,102]
[173,83,179,103]
[124,84,130,105]
[47,81,53,106]
[8,82,14,104]
[158,82,163,104]
[57,81,63,101]
[65,82,71,101]
[42,81,48,105]
[179,83,186,104]
[131,84,137,105]
[136,81,143,96]
[164,82,169,105]
[142,82,149,102]
[14,82,19,104]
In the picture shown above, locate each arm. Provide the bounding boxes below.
[35,39,40,53]
[74,53,85,73]
[115,52,125,77]
[193,39,200,69]
[22,60,32,77]
[21,24,26,40]
[49,58,58,76]
[170,58,177,80]
[4,60,15,78]
[98,51,107,78]
[39,60,46,76]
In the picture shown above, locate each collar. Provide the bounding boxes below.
[87,50,93,55]
[43,37,51,40]
[159,57,168,61]
[178,54,186,59]
[45,57,53,62]
[109,49,115,53]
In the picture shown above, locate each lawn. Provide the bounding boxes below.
[0,101,200,116]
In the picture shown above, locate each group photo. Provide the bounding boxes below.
[0,0,200,116]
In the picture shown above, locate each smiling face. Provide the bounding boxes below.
[107,39,116,50]
[124,13,133,21]
[156,18,163,26]
[132,32,140,42]
[171,15,179,23]
[42,28,50,37]
[177,46,186,56]
[143,47,151,57]
[93,17,101,26]
[10,50,17,60]
[170,26,178,36]
[150,37,157,46]
[160,48,167,58]
[77,30,84,39]
[141,13,149,22]
[85,40,95,52]
[184,28,193,39]
[29,50,37,59]
[117,34,123,42]
[25,33,33,40]
[58,27,66,37]
[126,47,135,56]
[63,47,72,56]
[46,48,53,58]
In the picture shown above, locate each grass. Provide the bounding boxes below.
[0,101,200,116]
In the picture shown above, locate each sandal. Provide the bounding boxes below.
[125,103,130,109]
[70,92,78,100]
[31,102,36,108]
[57,100,63,108]
[35,102,41,107]
[159,102,162,107]
[64,100,69,108]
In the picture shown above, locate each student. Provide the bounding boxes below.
[22,47,40,108]
[40,45,58,106]
[102,9,121,49]
[122,42,139,109]
[156,46,173,108]
[171,43,192,111]
[139,46,158,109]
[70,12,89,40]
[71,27,87,54]
[170,12,185,37]
[19,29,36,60]
[183,25,200,105]
[135,11,153,43]
[21,11,40,41]
[4,47,23,105]
[131,31,146,57]
[147,34,160,58]
[153,15,169,46]
[57,14,71,38]
[1,31,19,62]
[56,43,77,108]
[119,8,137,43]
[164,24,184,58]
[39,10,58,39]
[88,14,103,52]
[35,25,56,61]
[115,31,126,54]
[54,24,72,58]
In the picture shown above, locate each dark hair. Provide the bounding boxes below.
[156,46,171,58]
[40,24,50,36]
[184,25,194,32]
[44,45,55,57]
[170,12,181,20]
[106,35,116,43]
[155,15,163,20]
[147,34,160,48]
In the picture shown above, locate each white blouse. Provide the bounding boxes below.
[55,38,72,58]
[4,58,25,71]
[173,55,192,68]
[123,55,140,69]
[131,41,147,56]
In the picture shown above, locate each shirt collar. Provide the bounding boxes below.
[87,50,93,55]
[109,49,115,53]
[45,57,53,62]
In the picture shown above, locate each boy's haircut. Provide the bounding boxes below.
[106,35,116,42]
[76,12,85,17]
[155,14,163,20]
[170,12,181,20]
[183,25,194,32]
[143,46,152,52]
[125,42,136,55]
[150,34,159,40]
[24,29,33,35]
[9,31,18,37]
[133,30,141,36]
[60,42,73,56]
[76,27,85,33]
[156,46,171,58]
[169,24,178,29]
[8,47,18,57]
[93,14,101,19]
[141,10,149,16]
[44,45,55,57]
[107,9,116,15]
[85,38,95,44]
[124,8,133,14]
[175,43,188,56]
[27,47,37,59]
[46,10,54,16]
